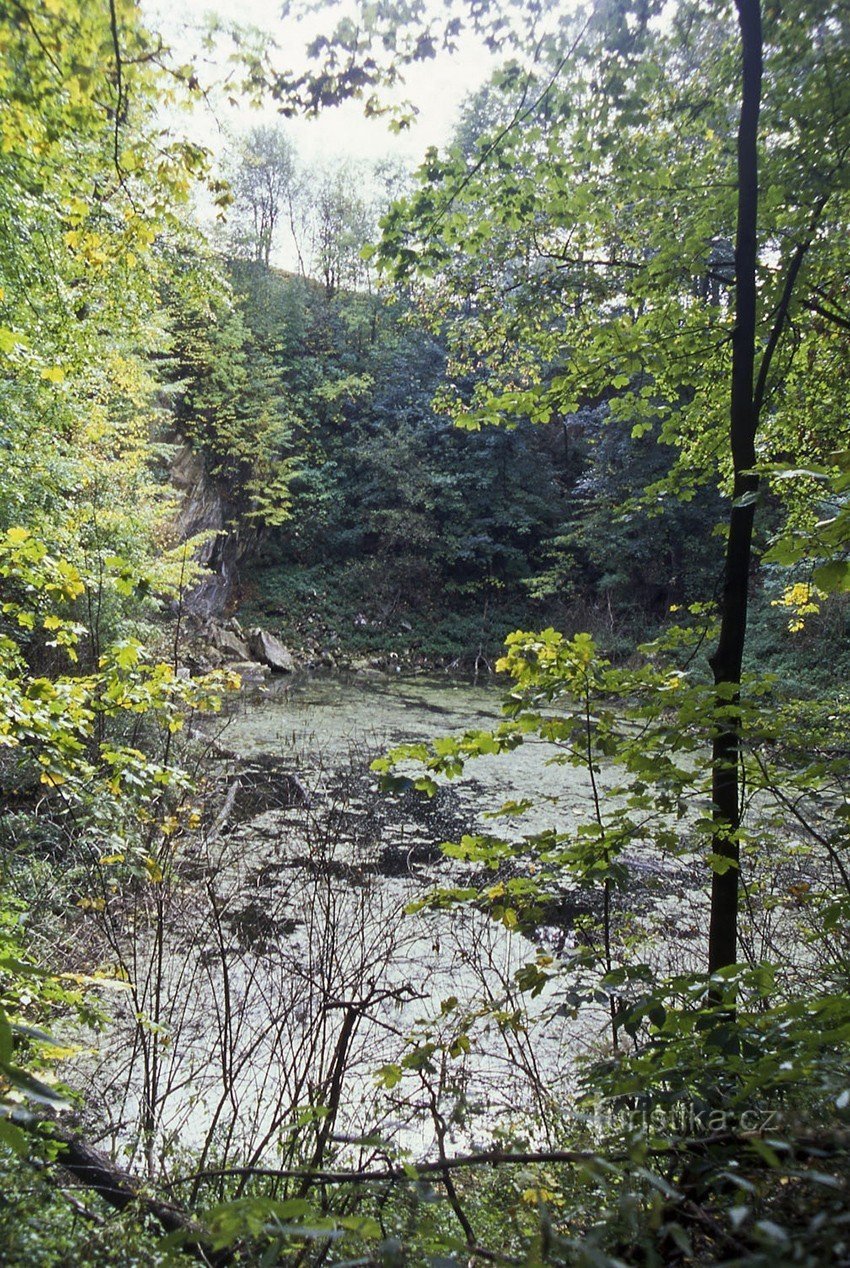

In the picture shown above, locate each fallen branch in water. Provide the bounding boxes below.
[206,778,241,845]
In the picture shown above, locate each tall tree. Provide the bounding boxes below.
[0,0,220,579]
[707,0,762,972]
[298,161,379,297]
[231,125,297,267]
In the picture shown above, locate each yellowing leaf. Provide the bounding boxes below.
[40,366,65,383]
[521,1187,562,1206]
[77,897,105,911]
[0,327,24,354]
[40,1044,79,1061]
[144,856,163,883]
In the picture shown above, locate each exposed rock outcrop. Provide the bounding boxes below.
[170,442,257,617]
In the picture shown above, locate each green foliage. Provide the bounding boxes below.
[3,0,850,1263]
[0,0,222,592]
[376,0,850,523]
[162,255,299,527]
[201,1194,381,1258]
[240,560,544,661]
[0,1146,176,1266]
[0,527,237,1123]
[366,614,850,1262]
[230,265,710,657]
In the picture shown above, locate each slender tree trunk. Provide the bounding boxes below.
[707,0,762,975]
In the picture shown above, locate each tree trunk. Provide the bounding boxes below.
[707,0,762,976]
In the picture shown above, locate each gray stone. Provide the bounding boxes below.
[169,440,259,617]
[248,628,296,673]
[209,625,251,661]
[229,660,271,681]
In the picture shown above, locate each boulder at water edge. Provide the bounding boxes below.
[248,628,296,673]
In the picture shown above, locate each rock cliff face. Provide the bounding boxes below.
[169,440,298,673]
[169,442,255,617]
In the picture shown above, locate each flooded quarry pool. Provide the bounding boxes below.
[83,672,699,1183]
[220,671,608,834]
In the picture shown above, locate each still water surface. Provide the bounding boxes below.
[93,673,623,1168]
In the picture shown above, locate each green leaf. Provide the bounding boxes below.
[813,560,850,592]
[336,1215,381,1239]
[376,1063,403,1089]
[0,1116,28,1156]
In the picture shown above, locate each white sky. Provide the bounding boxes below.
[144,0,503,258]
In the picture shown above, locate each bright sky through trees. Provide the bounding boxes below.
[144,0,504,266]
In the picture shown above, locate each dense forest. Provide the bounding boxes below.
[1,0,849,1265]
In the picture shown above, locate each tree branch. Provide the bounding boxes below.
[108,0,125,179]
[11,1110,229,1267]
[162,1129,850,1193]
[802,294,850,333]
[753,195,830,418]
